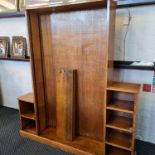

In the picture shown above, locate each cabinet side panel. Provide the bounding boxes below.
[40,15,56,127]
[27,11,47,132]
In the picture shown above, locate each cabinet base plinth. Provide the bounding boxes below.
[20,128,104,155]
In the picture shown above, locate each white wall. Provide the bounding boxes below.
[0,17,32,109]
[115,5,155,144]
[115,5,155,61]
[0,5,155,144]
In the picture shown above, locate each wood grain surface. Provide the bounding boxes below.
[56,69,76,141]
[40,9,107,141]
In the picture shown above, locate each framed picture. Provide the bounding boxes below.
[0,0,18,13]
[11,36,27,59]
[0,37,10,58]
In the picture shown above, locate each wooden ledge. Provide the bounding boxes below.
[18,93,34,104]
[107,82,141,94]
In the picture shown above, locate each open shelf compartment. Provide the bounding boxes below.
[106,110,133,133]
[106,100,134,114]
[106,145,131,155]
[107,91,134,114]
[21,117,37,134]
[19,101,36,120]
[106,128,132,151]
[107,82,141,94]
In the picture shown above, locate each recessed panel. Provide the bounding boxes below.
[40,9,107,140]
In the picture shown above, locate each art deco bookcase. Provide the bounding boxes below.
[18,0,141,154]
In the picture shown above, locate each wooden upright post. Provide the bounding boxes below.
[56,69,76,141]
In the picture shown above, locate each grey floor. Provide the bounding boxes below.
[0,106,155,155]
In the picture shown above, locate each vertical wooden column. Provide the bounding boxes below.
[26,11,47,133]
[56,69,76,141]
[131,94,138,155]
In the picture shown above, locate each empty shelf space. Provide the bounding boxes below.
[106,115,133,132]
[106,145,131,155]
[21,112,36,120]
[107,91,134,114]
[24,125,37,134]
[107,82,140,94]
[106,129,132,151]
[19,101,35,116]
[21,118,37,134]
[107,100,134,114]
[106,110,133,132]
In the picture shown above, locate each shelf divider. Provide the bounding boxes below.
[107,100,134,114]
[106,115,133,133]
[21,112,36,120]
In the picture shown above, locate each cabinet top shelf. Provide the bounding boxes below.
[107,82,141,93]
[18,93,34,103]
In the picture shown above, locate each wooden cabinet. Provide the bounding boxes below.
[18,0,140,154]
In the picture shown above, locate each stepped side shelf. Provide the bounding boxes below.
[18,93,38,134]
[105,82,141,155]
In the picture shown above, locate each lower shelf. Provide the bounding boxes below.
[106,115,133,133]
[106,100,134,114]
[106,129,132,151]
[24,126,37,134]
[106,146,131,155]
[21,118,37,134]
[20,127,104,155]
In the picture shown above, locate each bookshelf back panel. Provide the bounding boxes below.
[107,91,134,103]
[39,8,108,140]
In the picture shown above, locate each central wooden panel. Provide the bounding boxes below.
[56,69,76,141]
[40,9,107,141]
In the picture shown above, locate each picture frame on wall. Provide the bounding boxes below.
[0,0,18,13]
[0,37,10,58]
[11,36,27,59]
